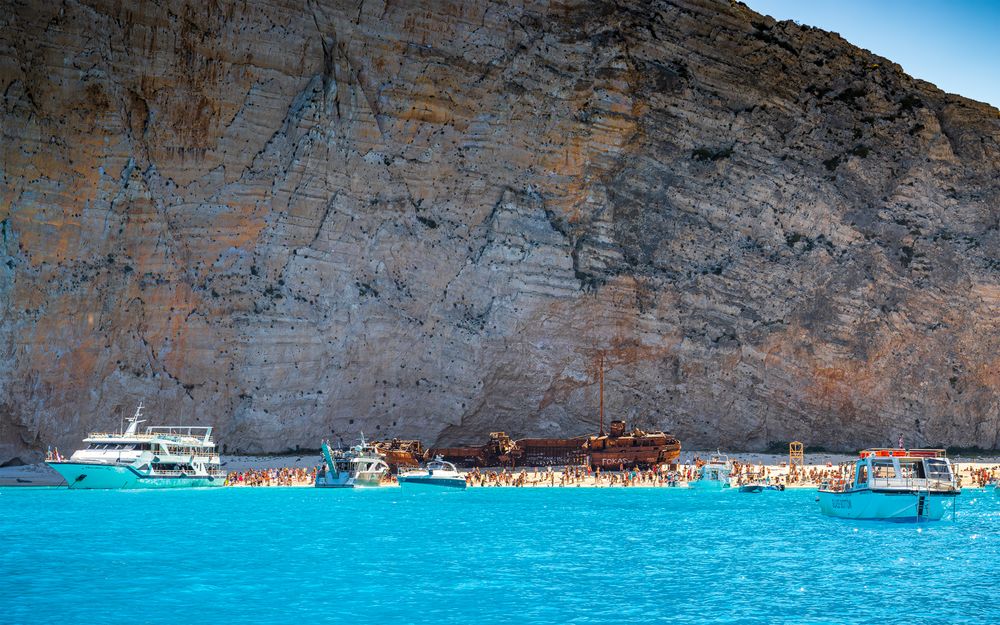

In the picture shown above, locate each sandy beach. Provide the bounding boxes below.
[6,452,999,489]
[224,451,1000,489]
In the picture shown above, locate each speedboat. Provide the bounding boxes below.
[398,457,467,489]
[315,436,391,488]
[738,482,784,493]
[817,449,960,521]
[46,402,225,489]
[688,453,733,489]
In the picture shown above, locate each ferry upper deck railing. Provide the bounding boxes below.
[84,430,216,445]
[145,426,214,435]
[145,469,227,477]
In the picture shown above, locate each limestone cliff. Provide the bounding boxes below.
[1,0,998,462]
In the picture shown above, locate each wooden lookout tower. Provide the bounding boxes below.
[789,441,804,468]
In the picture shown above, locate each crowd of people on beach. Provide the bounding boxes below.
[463,465,682,487]
[219,460,859,488]
[966,465,999,488]
[727,460,853,487]
[440,461,860,489]
[226,467,314,486]
[221,459,998,489]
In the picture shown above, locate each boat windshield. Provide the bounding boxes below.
[855,464,868,487]
[898,460,925,479]
[872,460,895,479]
[925,459,952,481]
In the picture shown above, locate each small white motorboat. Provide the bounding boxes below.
[688,453,733,490]
[398,457,467,489]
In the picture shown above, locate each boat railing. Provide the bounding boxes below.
[146,469,227,477]
[86,431,160,440]
[860,448,947,459]
[146,426,214,436]
[819,478,848,492]
[865,476,958,492]
[85,432,216,448]
[154,454,221,463]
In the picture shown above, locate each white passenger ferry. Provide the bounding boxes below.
[817,449,960,521]
[46,402,225,489]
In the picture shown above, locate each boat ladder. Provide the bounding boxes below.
[914,487,957,522]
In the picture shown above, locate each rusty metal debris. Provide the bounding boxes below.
[371,438,424,472]
[423,421,680,469]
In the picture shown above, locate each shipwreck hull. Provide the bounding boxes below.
[429,424,680,469]
[589,446,681,469]
[382,450,423,471]
[515,437,589,467]
[428,447,486,468]
[372,440,427,473]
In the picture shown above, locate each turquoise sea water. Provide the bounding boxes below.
[1,486,997,625]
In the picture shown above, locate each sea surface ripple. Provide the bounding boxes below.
[1,486,997,624]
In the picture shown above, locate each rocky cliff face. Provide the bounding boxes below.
[1,0,998,462]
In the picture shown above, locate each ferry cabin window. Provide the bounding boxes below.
[855,465,868,486]
[898,461,926,479]
[872,461,896,479]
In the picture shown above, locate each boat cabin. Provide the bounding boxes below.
[840,449,957,493]
[425,458,459,474]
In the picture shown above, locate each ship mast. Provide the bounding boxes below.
[599,352,605,436]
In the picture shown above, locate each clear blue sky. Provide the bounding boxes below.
[745,0,1000,109]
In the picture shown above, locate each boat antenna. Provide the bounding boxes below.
[599,352,605,436]
[124,400,146,436]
